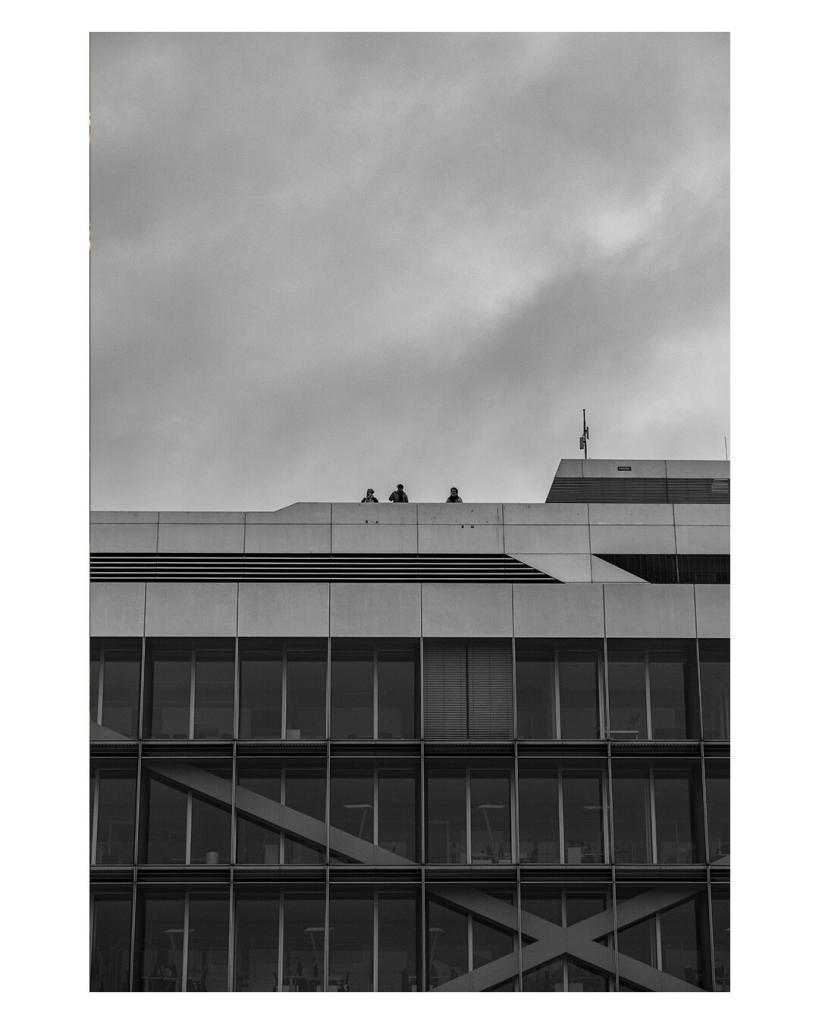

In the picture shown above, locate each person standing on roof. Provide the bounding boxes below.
[446,487,463,503]
[360,489,379,503]
[389,484,409,502]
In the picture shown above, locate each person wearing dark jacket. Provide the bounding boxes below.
[389,484,408,502]
[446,487,463,503]
[361,489,379,503]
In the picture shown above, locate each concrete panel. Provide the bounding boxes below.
[418,503,502,525]
[90,523,157,553]
[158,512,245,524]
[331,502,417,525]
[673,504,730,526]
[502,525,590,554]
[418,524,503,554]
[158,523,245,553]
[666,460,729,478]
[590,525,677,555]
[422,584,513,637]
[674,525,730,555]
[590,556,648,583]
[604,585,696,637]
[247,504,331,524]
[90,511,159,524]
[330,583,421,636]
[245,524,331,553]
[145,583,238,636]
[582,460,666,478]
[554,459,584,477]
[510,553,593,583]
[694,585,730,637]
[331,525,418,553]
[588,504,674,525]
[90,583,146,636]
[502,503,589,525]
[513,584,605,637]
[239,583,329,636]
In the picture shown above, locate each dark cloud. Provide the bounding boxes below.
[91,32,728,510]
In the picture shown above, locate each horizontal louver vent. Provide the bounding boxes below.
[596,554,730,584]
[90,552,558,584]
[423,641,513,740]
[423,641,468,740]
[546,478,730,503]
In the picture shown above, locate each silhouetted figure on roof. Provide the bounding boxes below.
[389,484,408,502]
[446,487,463,503]
[360,489,379,503]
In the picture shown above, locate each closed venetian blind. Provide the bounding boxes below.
[467,642,513,739]
[423,642,467,739]
[423,641,513,739]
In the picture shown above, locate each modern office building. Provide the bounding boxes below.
[90,458,729,992]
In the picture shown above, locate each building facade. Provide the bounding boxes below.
[90,458,729,992]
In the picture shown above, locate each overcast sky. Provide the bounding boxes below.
[90,32,728,511]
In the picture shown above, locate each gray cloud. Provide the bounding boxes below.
[91,32,728,510]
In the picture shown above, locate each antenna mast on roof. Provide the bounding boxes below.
[579,409,590,460]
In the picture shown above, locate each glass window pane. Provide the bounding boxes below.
[91,895,132,991]
[378,894,418,991]
[559,653,599,738]
[654,773,697,864]
[147,649,190,738]
[428,900,468,989]
[426,773,467,864]
[700,648,730,739]
[523,959,564,991]
[331,772,374,845]
[138,894,184,990]
[607,652,647,739]
[562,773,605,863]
[660,898,704,987]
[471,774,512,864]
[194,649,234,739]
[378,773,417,860]
[515,648,556,739]
[239,649,282,739]
[649,651,691,739]
[518,769,560,863]
[711,892,730,991]
[331,649,374,739]
[189,796,231,864]
[618,918,657,968]
[472,917,515,969]
[187,894,229,991]
[234,892,279,991]
[142,776,187,864]
[101,648,141,737]
[286,651,326,739]
[283,772,325,864]
[612,773,651,864]
[706,766,730,861]
[236,765,282,864]
[565,892,607,927]
[90,648,100,725]
[567,957,609,991]
[96,770,136,865]
[378,649,417,738]
[521,890,562,927]
[329,894,373,991]
[282,894,325,991]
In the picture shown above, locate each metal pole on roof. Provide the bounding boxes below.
[580,410,590,460]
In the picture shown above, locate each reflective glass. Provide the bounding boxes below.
[612,772,651,864]
[648,651,691,739]
[660,898,703,987]
[331,772,374,845]
[706,767,730,861]
[142,776,187,864]
[378,894,418,991]
[559,653,599,738]
[283,772,325,864]
[239,649,282,739]
[426,774,467,864]
[286,651,326,739]
[138,894,184,991]
[95,770,136,864]
[91,895,131,991]
[518,769,560,863]
[101,648,141,737]
[331,650,373,739]
[516,648,556,739]
[282,894,325,991]
[378,773,417,860]
[700,648,730,739]
[194,649,234,739]
[562,773,605,863]
[427,900,468,989]
[654,773,697,864]
[378,649,417,738]
[187,894,229,991]
[711,892,730,991]
[607,652,647,739]
[329,894,373,991]
[234,892,279,991]
[147,650,190,738]
[471,774,512,863]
